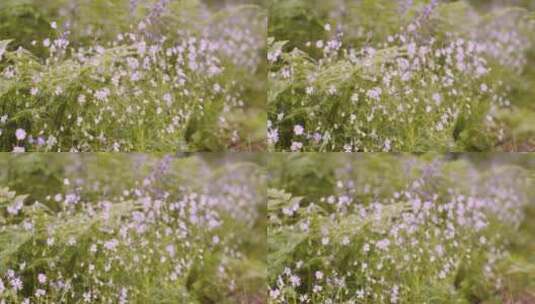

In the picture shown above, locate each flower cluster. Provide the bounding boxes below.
[267,1,534,151]
[0,1,265,151]
[0,155,265,303]
[268,156,530,303]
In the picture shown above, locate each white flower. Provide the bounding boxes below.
[0,46,5,61]
[51,21,57,29]
[327,85,337,95]
[35,289,46,297]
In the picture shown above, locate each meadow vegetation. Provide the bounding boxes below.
[0,0,267,152]
[268,0,535,151]
[267,153,535,303]
[0,153,267,303]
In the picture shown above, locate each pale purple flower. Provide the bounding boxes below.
[10,277,23,291]
[15,128,26,140]
[289,274,301,287]
[293,125,304,136]
[376,238,390,251]
[290,141,303,151]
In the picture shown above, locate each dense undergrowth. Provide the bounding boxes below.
[0,0,267,152]
[267,153,535,303]
[268,0,535,151]
[0,154,267,303]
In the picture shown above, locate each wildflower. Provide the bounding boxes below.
[290,141,303,151]
[366,87,382,100]
[267,127,279,145]
[104,239,118,251]
[54,86,63,96]
[10,277,23,291]
[77,94,87,104]
[38,273,47,284]
[312,132,322,143]
[83,292,92,302]
[313,285,323,293]
[166,244,176,257]
[15,128,26,140]
[315,271,324,280]
[407,43,416,57]
[35,289,46,297]
[376,238,390,251]
[328,85,337,95]
[94,88,110,102]
[432,93,442,105]
[383,138,391,151]
[269,289,280,299]
[293,124,304,136]
[289,274,301,287]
